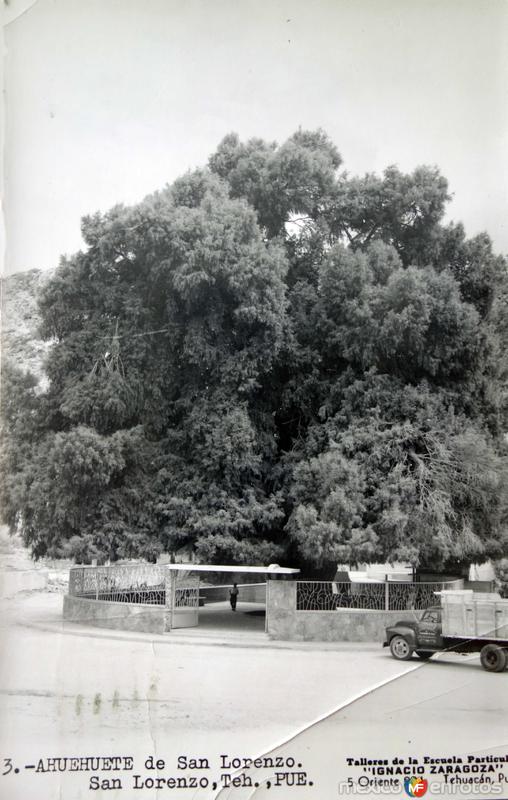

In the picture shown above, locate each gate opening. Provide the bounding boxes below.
[166,564,300,633]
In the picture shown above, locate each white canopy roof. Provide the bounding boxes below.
[166,564,300,575]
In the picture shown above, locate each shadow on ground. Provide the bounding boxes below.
[190,600,266,634]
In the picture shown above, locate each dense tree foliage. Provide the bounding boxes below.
[2,129,508,575]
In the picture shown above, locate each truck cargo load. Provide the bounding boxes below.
[438,590,508,640]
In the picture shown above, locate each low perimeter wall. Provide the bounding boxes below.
[63,595,167,634]
[266,582,422,642]
[63,583,266,635]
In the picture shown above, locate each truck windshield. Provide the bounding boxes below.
[422,609,441,623]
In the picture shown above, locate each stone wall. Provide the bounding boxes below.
[63,583,266,635]
[266,581,422,642]
[63,595,167,634]
[64,579,444,641]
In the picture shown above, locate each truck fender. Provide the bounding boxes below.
[388,626,417,646]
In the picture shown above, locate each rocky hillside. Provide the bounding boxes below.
[1,268,54,381]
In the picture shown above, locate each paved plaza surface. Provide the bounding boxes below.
[215,654,508,799]
[1,590,506,800]
[186,600,267,635]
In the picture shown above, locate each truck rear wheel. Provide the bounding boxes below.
[390,635,413,660]
[480,644,507,673]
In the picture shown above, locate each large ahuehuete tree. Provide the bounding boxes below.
[1,129,507,576]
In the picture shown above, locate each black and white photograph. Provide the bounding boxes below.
[1,1,508,799]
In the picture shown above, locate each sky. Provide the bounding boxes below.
[2,0,508,275]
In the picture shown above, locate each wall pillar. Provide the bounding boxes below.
[164,568,174,632]
[266,580,297,639]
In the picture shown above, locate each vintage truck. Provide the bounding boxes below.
[384,589,508,672]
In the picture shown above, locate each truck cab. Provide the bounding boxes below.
[384,606,442,661]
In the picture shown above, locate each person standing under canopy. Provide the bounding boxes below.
[229,583,239,612]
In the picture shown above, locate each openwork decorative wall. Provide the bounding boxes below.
[68,564,205,609]
[174,578,200,609]
[69,564,167,605]
[296,580,462,612]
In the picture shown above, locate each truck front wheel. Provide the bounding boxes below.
[480,644,507,673]
[390,635,413,661]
